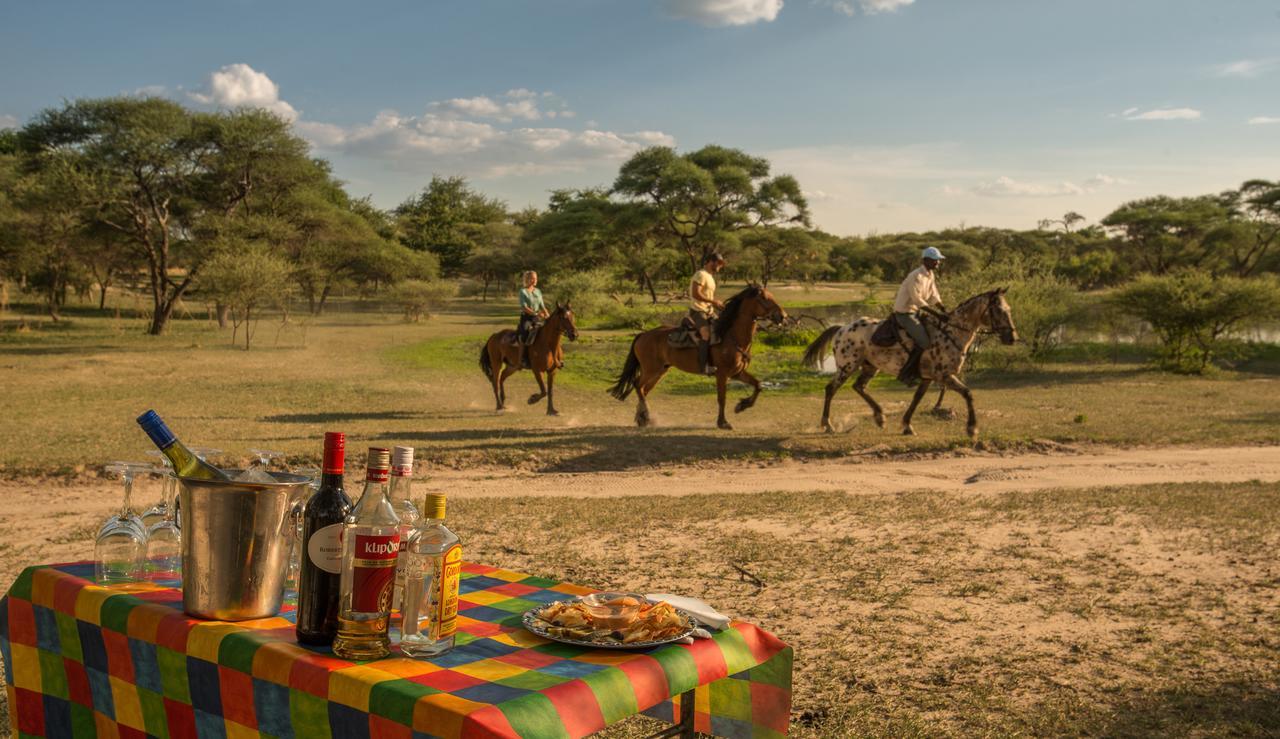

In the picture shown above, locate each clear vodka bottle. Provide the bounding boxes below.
[400,493,461,658]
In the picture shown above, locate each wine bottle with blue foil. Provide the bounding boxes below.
[135,410,231,481]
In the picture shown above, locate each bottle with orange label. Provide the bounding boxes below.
[400,492,461,658]
[332,448,401,660]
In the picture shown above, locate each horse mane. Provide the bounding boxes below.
[714,285,762,336]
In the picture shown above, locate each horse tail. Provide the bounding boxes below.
[802,325,842,369]
[479,340,494,381]
[608,336,643,401]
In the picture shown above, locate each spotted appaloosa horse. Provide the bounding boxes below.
[801,289,1018,439]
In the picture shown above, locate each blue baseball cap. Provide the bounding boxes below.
[922,246,946,261]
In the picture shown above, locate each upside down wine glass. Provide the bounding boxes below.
[286,466,320,595]
[144,461,182,584]
[96,462,151,585]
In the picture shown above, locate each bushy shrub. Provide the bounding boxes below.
[541,269,617,319]
[1112,270,1280,373]
[388,279,457,322]
[945,262,1091,361]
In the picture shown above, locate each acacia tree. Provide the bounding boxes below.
[1220,179,1280,276]
[612,145,810,273]
[464,221,522,301]
[394,176,508,276]
[7,152,95,320]
[740,227,826,286]
[1102,196,1232,275]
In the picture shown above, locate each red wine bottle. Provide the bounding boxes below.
[296,432,353,645]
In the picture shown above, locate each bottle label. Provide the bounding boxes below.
[433,544,462,640]
[392,465,412,477]
[307,523,344,574]
[351,533,400,613]
[366,468,390,484]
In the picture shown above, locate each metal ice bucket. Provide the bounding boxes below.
[178,472,311,620]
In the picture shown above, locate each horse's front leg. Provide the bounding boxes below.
[942,374,979,439]
[902,379,932,436]
[528,368,547,405]
[821,366,854,433]
[733,368,762,414]
[498,365,519,411]
[715,372,733,430]
[545,368,559,416]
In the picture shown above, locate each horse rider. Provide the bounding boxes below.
[518,270,549,368]
[689,251,727,375]
[893,246,948,386]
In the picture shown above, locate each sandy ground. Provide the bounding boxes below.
[3,444,1277,586]
[428,443,1280,497]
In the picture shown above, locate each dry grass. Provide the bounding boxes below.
[1,296,1279,477]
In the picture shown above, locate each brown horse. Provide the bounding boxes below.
[480,303,579,416]
[801,289,1018,438]
[608,286,787,430]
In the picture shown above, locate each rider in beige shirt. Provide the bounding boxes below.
[689,251,726,375]
[894,246,947,385]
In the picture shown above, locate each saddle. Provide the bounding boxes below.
[508,319,544,347]
[870,315,901,347]
[667,315,717,349]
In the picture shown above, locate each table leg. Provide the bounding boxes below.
[643,689,697,738]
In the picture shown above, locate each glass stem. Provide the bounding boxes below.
[121,473,134,517]
[164,475,176,522]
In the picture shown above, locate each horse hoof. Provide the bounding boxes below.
[547,409,560,417]
[734,401,750,414]
[527,394,542,405]
[902,427,915,436]
[718,420,734,431]
[967,425,979,439]
[874,414,886,429]
[823,423,835,434]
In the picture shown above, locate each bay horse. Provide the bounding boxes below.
[608,286,787,430]
[480,303,579,416]
[801,289,1018,438]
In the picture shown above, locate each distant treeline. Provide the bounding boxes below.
[2,96,1280,368]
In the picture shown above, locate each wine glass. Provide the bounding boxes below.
[141,450,174,529]
[144,462,182,584]
[96,462,150,585]
[284,466,319,594]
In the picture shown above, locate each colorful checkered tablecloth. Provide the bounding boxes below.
[0,562,792,738]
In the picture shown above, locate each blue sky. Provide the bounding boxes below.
[3,0,1279,234]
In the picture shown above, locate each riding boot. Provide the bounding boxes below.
[520,345,530,370]
[698,341,716,375]
[898,346,924,386]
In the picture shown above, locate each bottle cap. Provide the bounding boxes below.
[366,447,391,483]
[392,446,414,477]
[136,410,176,449]
[322,432,345,475]
[422,493,446,520]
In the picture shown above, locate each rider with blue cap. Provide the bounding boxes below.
[893,246,948,385]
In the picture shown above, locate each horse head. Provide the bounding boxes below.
[984,288,1018,345]
[554,301,579,341]
[754,286,788,325]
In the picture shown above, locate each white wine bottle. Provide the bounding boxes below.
[136,410,231,481]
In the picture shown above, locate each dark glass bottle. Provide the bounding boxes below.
[296,432,353,645]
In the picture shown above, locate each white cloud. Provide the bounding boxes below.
[1120,107,1202,121]
[189,63,298,122]
[819,0,912,15]
[1248,116,1280,125]
[299,102,675,179]
[428,89,571,123]
[0,114,18,129]
[661,0,783,26]
[1214,58,1279,79]
[960,174,1127,198]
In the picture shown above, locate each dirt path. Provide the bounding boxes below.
[428,444,1280,498]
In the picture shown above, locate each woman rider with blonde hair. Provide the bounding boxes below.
[517,270,549,368]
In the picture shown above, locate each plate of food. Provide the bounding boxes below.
[522,592,697,649]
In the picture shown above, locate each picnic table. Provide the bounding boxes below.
[0,562,792,738]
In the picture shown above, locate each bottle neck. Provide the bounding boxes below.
[318,471,345,492]
[389,474,413,503]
